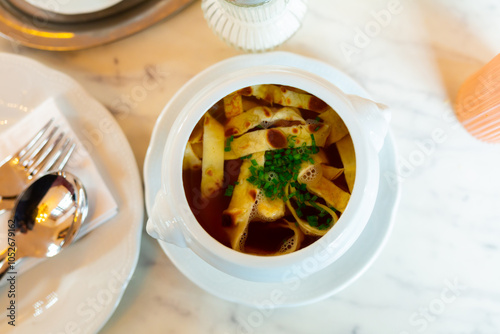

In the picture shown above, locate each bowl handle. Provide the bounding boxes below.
[146,190,187,247]
[347,95,391,152]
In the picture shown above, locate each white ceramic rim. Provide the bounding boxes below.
[159,56,380,279]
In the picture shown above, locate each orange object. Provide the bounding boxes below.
[455,54,500,143]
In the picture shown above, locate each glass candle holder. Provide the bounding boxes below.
[201,0,308,52]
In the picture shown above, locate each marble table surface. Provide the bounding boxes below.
[1,0,500,333]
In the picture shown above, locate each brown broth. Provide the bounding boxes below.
[183,159,243,248]
[183,85,354,255]
[244,220,295,255]
[324,144,351,193]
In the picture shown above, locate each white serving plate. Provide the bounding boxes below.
[25,0,123,14]
[143,52,401,306]
[0,53,143,333]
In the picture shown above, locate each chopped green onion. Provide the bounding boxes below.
[307,216,319,227]
[225,135,234,152]
[224,185,234,197]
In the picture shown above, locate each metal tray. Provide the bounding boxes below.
[0,0,195,51]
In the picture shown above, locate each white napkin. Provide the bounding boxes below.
[0,97,118,274]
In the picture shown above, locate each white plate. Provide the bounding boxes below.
[0,53,143,332]
[143,52,401,306]
[25,0,123,15]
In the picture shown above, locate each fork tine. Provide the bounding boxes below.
[38,137,70,174]
[21,125,59,168]
[57,142,76,171]
[16,118,55,161]
[50,140,76,172]
[28,132,65,177]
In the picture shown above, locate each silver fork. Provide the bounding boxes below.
[0,119,76,214]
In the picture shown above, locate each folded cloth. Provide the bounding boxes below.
[0,97,118,276]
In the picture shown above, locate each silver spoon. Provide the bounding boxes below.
[0,171,88,280]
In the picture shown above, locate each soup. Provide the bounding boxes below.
[182,84,356,256]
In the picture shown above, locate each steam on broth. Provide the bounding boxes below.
[182,84,356,256]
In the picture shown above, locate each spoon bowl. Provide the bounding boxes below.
[0,171,88,279]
